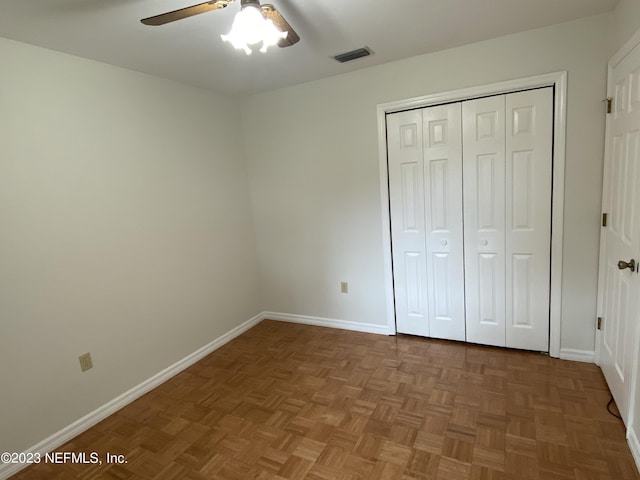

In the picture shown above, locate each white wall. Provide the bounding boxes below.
[611,0,640,53]
[0,38,260,453]
[242,14,611,353]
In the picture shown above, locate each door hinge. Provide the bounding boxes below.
[597,317,603,330]
[605,97,613,114]
[602,213,608,227]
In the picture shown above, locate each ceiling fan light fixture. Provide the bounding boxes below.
[220,3,287,55]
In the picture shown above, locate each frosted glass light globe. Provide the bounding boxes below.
[221,5,287,55]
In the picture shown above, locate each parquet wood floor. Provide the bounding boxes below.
[11,320,640,479]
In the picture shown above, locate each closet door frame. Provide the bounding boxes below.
[377,71,567,358]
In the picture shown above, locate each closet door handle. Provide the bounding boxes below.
[480,240,488,246]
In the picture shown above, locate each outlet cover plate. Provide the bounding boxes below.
[79,352,93,372]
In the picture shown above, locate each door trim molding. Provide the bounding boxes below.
[376,71,567,357]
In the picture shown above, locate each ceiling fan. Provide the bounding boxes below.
[141,0,300,51]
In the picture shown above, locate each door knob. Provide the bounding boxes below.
[617,259,636,272]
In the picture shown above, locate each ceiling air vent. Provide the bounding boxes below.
[333,46,373,63]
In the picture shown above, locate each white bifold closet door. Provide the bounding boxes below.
[387,88,553,351]
[462,95,507,346]
[463,88,552,350]
[387,103,465,340]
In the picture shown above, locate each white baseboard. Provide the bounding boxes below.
[559,348,595,363]
[0,313,263,480]
[263,312,391,335]
[628,427,640,474]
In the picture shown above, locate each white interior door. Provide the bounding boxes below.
[423,104,465,341]
[387,109,429,336]
[598,40,640,424]
[505,89,553,351]
[387,104,465,340]
[463,90,552,350]
[463,95,507,347]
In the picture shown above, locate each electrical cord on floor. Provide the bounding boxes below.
[607,395,623,420]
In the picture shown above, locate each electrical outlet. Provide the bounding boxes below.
[341,281,349,294]
[79,352,93,372]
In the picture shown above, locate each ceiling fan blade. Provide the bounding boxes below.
[261,4,300,47]
[141,1,231,26]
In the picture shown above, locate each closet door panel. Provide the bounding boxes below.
[505,88,553,351]
[423,103,465,341]
[463,96,507,347]
[387,110,429,336]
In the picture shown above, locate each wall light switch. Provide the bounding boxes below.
[341,282,349,294]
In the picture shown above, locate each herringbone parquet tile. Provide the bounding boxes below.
[10,320,640,479]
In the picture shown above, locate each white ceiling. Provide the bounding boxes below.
[0,0,618,97]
